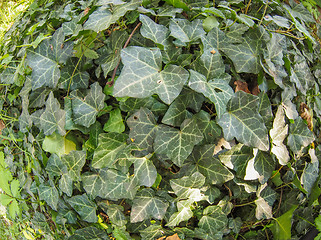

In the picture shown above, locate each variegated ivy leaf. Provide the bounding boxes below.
[154,119,203,166]
[69,226,109,240]
[189,70,234,118]
[254,150,275,184]
[198,206,228,235]
[218,91,270,151]
[222,36,261,74]
[169,19,206,44]
[103,108,125,133]
[255,185,273,220]
[139,14,170,48]
[127,108,157,152]
[270,105,290,165]
[92,132,128,168]
[130,188,169,223]
[38,183,59,211]
[26,27,73,90]
[67,194,98,223]
[287,117,314,154]
[166,199,194,227]
[40,92,66,136]
[84,0,142,32]
[59,57,90,91]
[190,145,234,185]
[71,82,105,128]
[61,150,86,181]
[113,46,189,105]
[170,172,206,201]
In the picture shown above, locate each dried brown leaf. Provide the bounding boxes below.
[300,103,313,130]
[234,80,250,94]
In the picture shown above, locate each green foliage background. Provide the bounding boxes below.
[1,0,321,239]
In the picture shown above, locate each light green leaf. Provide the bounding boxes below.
[0,152,7,169]
[113,46,189,105]
[165,0,189,11]
[40,92,66,136]
[0,169,13,195]
[104,108,125,133]
[84,0,142,32]
[203,16,219,32]
[39,183,59,211]
[42,132,76,157]
[287,117,314,154]
[130,188,169,223]
[217,91,270,151]
[199,206,228,235]
[170,172,206,201]
[67,194,98,223]
[82,169,109,198]
[127,108,157,152]
[270,105,289,165]
[169,19,205,44]
[301,161,319,194]
[59,173,73,197]
[154,119,203,166]
[189,70,234,118]
[166,199,194,227]
[270,205,298,240]
[191,145,234,185]
[62,20,82,36]
[71,82,105,128]
[59,58,90,90]
[139,14,170,48]
[61,151,86,181]
[0,193,14,206]
[92,132,128,168]
[69,226,109,240]
[8,199,20,219]
[254,150,275,184]
[222,37,261,74]
[10,179,20,198]
[132,155,157,187]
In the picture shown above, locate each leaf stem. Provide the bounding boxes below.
[259,0,269,26]
[107,22,142,87]
[245,0,252,14]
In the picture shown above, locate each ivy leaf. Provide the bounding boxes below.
[99,202,127,226]
[59,58,90,90]
[254,150,275,184]
[301,161,319,194]
[42,132,76,157]
[189,70,234,118]
[61,151,86,181]
[139,225,164,239]
[84,0,142,32]
[45,153,67,177]
[258,92,273,129]
[40,92,66,136]
[59,173,73,197]
[191,145,234,185]
[201,27,226,51]
[166,199,194,227]
[82,169,109,198]
[130,188,169,223]
[139,14,170,48]
[255,197,273,220]
[103,108,125,133]
[26,27,73,90]
[69,226,109,240]
[154,119,203,166]
[217,91,270,151]
[85,122,103,152]
[131,155,157,187]
[170,172,206,201]
[71,82,105,128]
[67,194,98,223]
[270,105,289,165]
[39,183,59,211]
[165,0,189,11]
[169,19,205,44]
[222,37,261,74]
[92,132,128,168]
[287,117,314,154]
[127,108,157,152]
[113,46,189,105]
[198,206,228,235]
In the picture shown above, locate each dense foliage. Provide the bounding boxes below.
[1,0,321,239]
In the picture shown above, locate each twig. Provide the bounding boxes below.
[106,22,142,86]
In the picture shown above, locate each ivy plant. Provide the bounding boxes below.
[1,0,321,239]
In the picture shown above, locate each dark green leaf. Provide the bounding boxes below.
[199,206,228,235]
[254,151,275,184]
[67,194,98,223]
[59,173,73,197]
[169,19,205,44]
[69,226,109,240]
[61,151,86,181]
[45,153,67,177]
[39,183,59,211]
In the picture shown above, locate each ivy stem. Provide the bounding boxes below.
[245,0,251,14]
[233,201,255,207]
[259,0,269,26]
[107,22,142,87]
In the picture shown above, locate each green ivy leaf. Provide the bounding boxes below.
[169,19,205,44]
[139,225,164,240]
[103,108,125,133]
[258,92,273,129]
[198,206,228,235]
[189,70,234,118]
[85,122,103,152]
[84,0,142,32]
[254,150,275,184]
[165,0,189,11]
[301,161,319,194]
[92,132,128,168]
[287,117,314,154]
[131,154,157,187]
[191,145,234,185]
[61,150,86,181]
[82,169,109,198]
[26,27,73,90]
[113,46,189,104]
[40,92,66,136]
[42,132,76,157]
[39,183,59,211]
[99,202,127,226]
[130,188,168,223]
[218,91,270,151]
[45,154,67,177]
[154,119,203,166]
[67,194,98,223]
[166,199,194,227]
[59,173,73,197]
[69,226,109,239]
[71,82,105,128]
